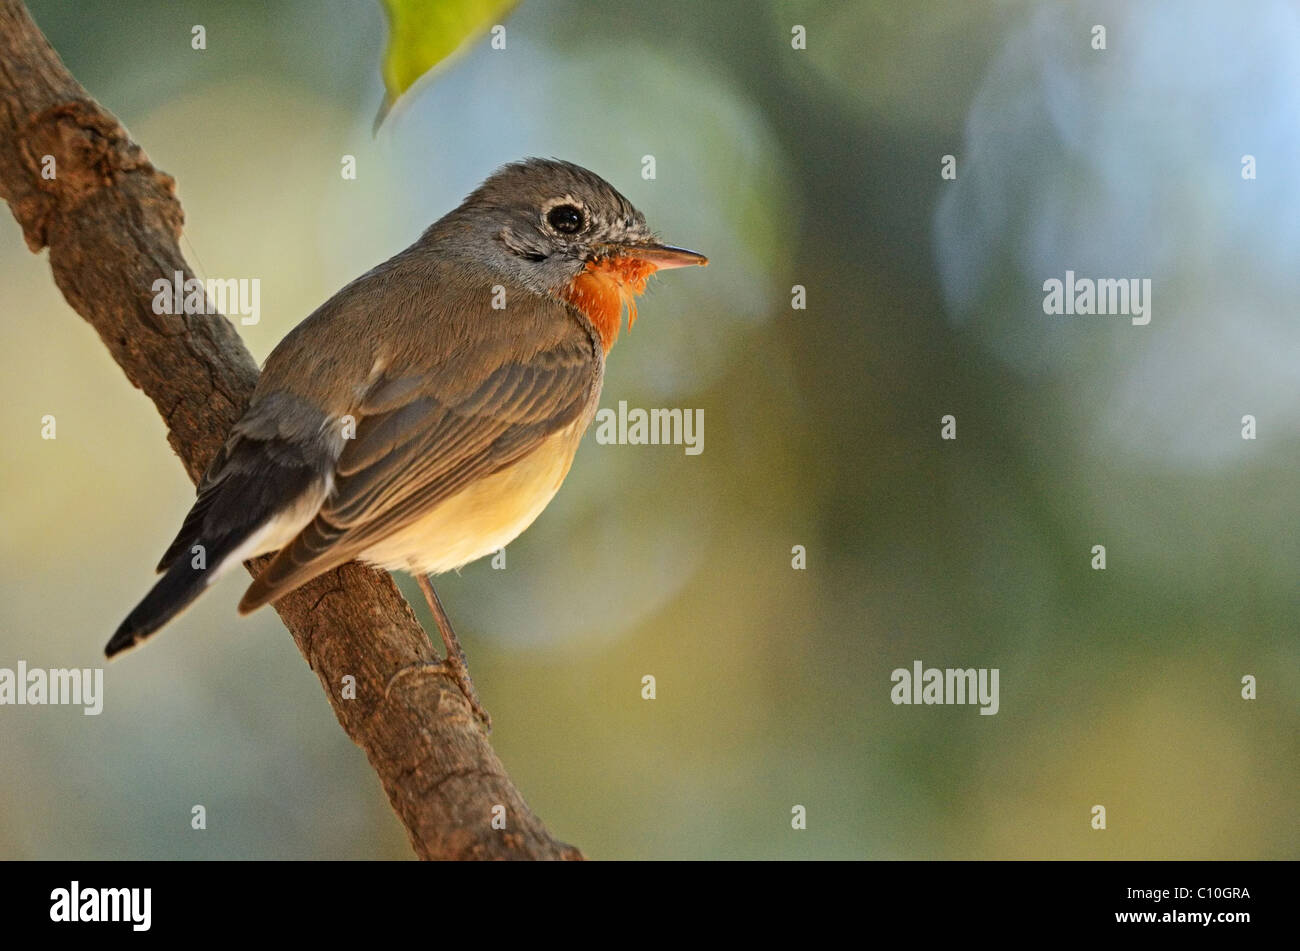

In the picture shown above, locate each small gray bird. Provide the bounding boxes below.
[108,158,706,722]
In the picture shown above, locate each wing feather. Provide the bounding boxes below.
[238,320,599,612]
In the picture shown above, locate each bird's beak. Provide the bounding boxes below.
[599,242,709,270]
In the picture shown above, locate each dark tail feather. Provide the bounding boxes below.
[112,421,328,656]
[156,489,220,573]
[106,534,243,658]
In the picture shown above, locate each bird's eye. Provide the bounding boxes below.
[546,204,585,235]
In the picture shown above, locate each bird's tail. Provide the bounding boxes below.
[107,410,332,658]
[105,529,255,658]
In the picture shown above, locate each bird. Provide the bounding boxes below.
[107,158,707,726]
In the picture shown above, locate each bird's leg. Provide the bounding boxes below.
[415,574,491,731]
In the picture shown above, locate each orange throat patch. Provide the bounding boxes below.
[560,257,658,353]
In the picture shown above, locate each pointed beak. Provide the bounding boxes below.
[601,242,709,270]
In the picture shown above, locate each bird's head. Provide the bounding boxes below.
[436,158,707,351]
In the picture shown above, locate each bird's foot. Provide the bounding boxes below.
[431,653,492,733]
[413,574,491,731]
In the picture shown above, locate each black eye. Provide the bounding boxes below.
[547,204,585,235]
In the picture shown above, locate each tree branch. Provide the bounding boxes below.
[0,0,581,861]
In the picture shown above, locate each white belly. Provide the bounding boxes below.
[356,425,582,575]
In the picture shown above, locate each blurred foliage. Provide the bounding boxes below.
[0,0,1294,861]
[376,0,518,126]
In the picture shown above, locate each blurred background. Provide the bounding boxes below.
[0,0,1295,859]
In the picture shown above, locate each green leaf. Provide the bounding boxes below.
[376,0,519,128]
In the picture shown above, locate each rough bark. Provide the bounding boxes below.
[0,0,580,861]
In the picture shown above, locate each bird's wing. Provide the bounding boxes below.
[238,317,600,611]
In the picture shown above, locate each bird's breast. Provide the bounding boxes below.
[357,421,586,575]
